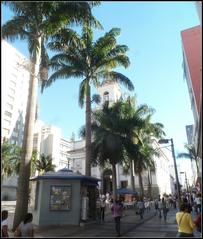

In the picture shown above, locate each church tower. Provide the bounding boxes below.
[97,79,122,106]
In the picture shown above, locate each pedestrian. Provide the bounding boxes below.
[154,198,159,216]
[194,193,201,214]
[1,210,9,238]
[193,212,201,234]
[176,203,195,237]
[111,199,123,237]
[157,198,162,219]
[137,198,145,219]
[161,197,169,222]
[100,195,106,222]
[14,213,34,237]
[173,197,177,209]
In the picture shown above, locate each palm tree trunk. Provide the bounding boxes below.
[147,169,152,199]
[130,160,135,191]
[112,163,117,202]
[13,38,41,231]
[138,172,144,199]
[85,82,91,176]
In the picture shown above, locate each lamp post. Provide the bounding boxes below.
[180,171,189,193]
[158,138,181,209]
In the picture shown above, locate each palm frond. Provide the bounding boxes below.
[79,79,87,108]
[104,71,134,91]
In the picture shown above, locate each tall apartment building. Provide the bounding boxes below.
[2,40,31,200]
[2,40,30,146]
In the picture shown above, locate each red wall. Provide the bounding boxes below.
[181,26,201,116]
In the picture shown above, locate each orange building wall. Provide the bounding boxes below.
[181,26,201,116]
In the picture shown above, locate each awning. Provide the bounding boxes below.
[116,188,138,195]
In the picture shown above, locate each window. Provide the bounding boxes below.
[8,95,15,103]
[4,111,12,117]
[6,103,13,110]
[103,91,109,102]
[8,87,15,95]
[50,185,71,211]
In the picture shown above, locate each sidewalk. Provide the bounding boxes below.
[2,201,201,238]
[33,207,156,238]
[2,202,156,237]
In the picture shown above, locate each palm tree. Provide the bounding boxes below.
[34,154,56,175]
[133,137,160,198]
[42,25,134,177]
[177,143,200,175]
[2,1,100,230]
[89,100,142,201]
[119,97,165,196]
[2,140,21,180]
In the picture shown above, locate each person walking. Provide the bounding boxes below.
[194,212,201,235]
[111,199,123,237]
[154,198,159,216]
[157,198,162,219]
[176,203,195,237]
[137,198,145,220]
[100,195,106,222]
[161,197,169,222]
[194,193,201,214]
[14,213,34,237]
[1,210,9,238]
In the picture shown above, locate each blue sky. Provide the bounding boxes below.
[2,2,200,154]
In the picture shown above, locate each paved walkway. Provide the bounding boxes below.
[2,201,201,238]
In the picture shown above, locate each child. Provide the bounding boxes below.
[1,210,9,238]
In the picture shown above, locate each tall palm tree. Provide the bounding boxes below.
[133,138,160,198]
[177,143,199,175]
[119,96,165,196]
[2,1,100,230]
[42,25,134,177]
[89,100,142,201]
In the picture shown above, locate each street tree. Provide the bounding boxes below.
[2,1,100,230]
[42,25,134,177]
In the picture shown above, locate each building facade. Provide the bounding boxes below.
[181,25,202,184]
[1,40,31,200]
[2,40,30,146]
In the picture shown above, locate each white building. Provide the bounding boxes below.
[31,80,174,198]
[2,40,30,146]
[1,40,31,200]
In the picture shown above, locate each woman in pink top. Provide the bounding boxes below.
[111,200,123,237]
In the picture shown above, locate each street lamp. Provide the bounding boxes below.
[180,171,189,193]
[158,138,181,209]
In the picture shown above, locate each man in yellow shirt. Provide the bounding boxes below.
[176,203,196,237]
